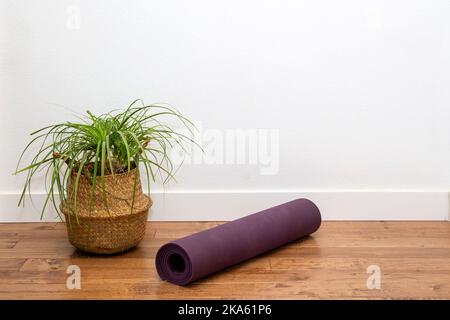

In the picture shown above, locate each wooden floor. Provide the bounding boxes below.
[0,221,449,299]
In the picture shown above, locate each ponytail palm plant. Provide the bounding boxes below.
[14,99,197,222]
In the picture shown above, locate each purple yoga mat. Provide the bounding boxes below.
[155,198,321,285]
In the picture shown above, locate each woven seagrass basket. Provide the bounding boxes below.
[60,168,151,254]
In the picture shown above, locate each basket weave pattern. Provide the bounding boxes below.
[60,168,151,254]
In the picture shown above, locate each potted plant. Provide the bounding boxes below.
[14,99,197,254]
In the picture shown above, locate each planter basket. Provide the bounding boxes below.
[60,168,151,254]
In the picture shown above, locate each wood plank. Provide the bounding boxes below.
[0,221,449,299]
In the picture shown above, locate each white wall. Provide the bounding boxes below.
[1,0,449,220]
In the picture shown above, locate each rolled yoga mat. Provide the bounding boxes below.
[155,198,321,285]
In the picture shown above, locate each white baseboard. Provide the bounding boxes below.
[0,191,449,222]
